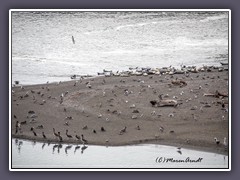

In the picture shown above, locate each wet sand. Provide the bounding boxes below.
[11,67,229,155]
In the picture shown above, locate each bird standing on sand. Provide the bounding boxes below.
[119,126,127,135]
[42,132,46,139]
[101,127,106,132]
[214,137,220,145]
[58,132,63,142]
[53,128,59,139]
[66,130,73,139]
[15,121,21,134]
[159,126,164,133]
[75,134,80,141]
[81,134,88,145]
[30,127,37,136]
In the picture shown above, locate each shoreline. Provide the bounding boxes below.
[12,135,228,156]
[11,65,229,156]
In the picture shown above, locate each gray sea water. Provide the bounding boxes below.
[11,11,229,85]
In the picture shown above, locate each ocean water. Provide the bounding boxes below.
[11,11,229,85]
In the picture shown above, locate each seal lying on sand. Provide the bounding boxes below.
[150,94,178,107]
[171,79,187,87]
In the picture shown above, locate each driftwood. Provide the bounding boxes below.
[203,90,228,98]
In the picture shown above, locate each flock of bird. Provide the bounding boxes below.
[13,65,229,153]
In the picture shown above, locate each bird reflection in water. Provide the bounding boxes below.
[32,141,36,147]
[57,144,62,154]
[65,145,72,155]
[81,145,88,154]
[74,145,80,154]
[52,144,58,154]
[42,143,46,150]
[17,140,23,154]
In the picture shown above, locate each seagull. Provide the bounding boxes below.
[82,125,88,130]
[159,126,164,133]
[119,126,127,135]
[214,137,220,145]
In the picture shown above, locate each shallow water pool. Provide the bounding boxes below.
[11,138,228,169]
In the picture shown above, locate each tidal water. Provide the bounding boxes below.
[11,139,228,169]
[11,11,229,85]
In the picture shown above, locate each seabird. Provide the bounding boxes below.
[159,126,164,132]
[32,129,37,136]
[42,132,46,139]
[14,115,17,119]
[101,127,106,132]
[214,137,220,145]
[58,132,63,142]
[119,126,127,135]
[64,121,69,126]
[29,118,36,123]
[15,121,21,131]
[66,130,73,139]
[72,35,75,44]
[81,134,88,144]
[93,129,97,134]
[75,134,80,141]
[82,125,88,130]
[168,113,174,118]
[53,128,59,138]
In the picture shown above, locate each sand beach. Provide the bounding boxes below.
[11,65,229,155]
